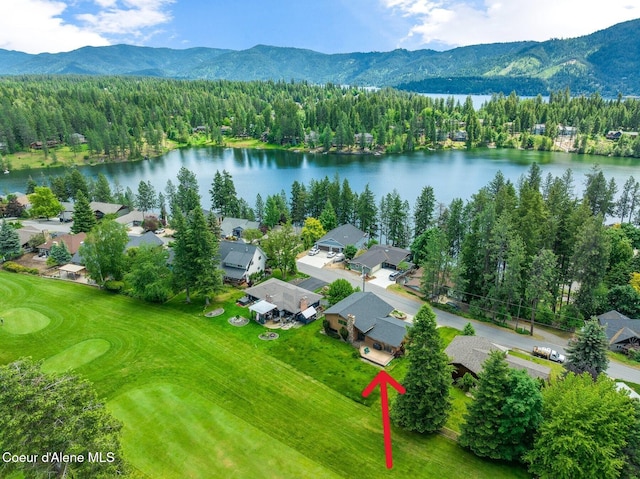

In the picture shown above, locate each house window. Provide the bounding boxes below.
[338,319,347,326]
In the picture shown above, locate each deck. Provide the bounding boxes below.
[359,345,394,367]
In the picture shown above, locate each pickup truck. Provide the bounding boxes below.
[532,346,566,363]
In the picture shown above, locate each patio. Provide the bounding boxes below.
[359,345,395,367]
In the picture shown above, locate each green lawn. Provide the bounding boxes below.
[0,272,529,478]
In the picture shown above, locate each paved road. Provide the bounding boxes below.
[298,261,640,384]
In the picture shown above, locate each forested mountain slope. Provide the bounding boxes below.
[0,19,639,96]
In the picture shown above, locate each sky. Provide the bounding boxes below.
[1,0,640,55]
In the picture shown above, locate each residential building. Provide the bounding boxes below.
[89,202,129,220]
[219,239,267,284]
[444,336,551,380]
[349,244,412,275]
[315,224,368,253]
[219,217,260,239]
[324,292,409,366]
[597,310,640,354]
[245,278,322,324]
[38,232,87,257]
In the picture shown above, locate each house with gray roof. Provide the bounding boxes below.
[89,202,129,219]
[597,310,640,353]
[324,292,409,365]
[349,244,412,274]
[316,224,368,253]
[445,336,551,381]
[245,278,322,324]
[219,239,267,284]
[125,231,164,250]
[219,217,260,239]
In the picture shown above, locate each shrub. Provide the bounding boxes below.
[2,261,38,275]
[339,326,349,341]
[104,280,125,292]
[456,372,477,392]
[271,268,283,280]
[462,322,475,336]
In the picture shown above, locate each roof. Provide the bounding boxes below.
[59,263,85,273]
[245,278,322,314]
[16,226,41,246]
[115,209,144,225]
[249,300,278,315]
[445,336,550,380]
[351,244,411,269]
[597,310,640,344]
[126,231,164,249]
[324,292,395,324]
[365,315,409,348]
[89,202,126,215]
[218,240,266,279]
[38,232,87,254]
[324,292,407,347]
[219,217,260,237]
[317,224,367,249]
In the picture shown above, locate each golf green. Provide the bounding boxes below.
[0,307,50,334]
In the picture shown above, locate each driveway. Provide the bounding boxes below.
[366,268,397,289]
[297,251,333,268]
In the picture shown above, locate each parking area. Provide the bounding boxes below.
[366,268,398,289]
[297,250,334,268]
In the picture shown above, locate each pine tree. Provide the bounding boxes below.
[459,350,511,458]
[0,220,21,260]
[391,304,452,433]
[71,190,96,234]
[319,199,337,232]
[564,318,610,379]
[47,241,72,266]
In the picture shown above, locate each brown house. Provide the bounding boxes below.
[324,292,409,366]
[37,232,87,257]
[444,336,550,381]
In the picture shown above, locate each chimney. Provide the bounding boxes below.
[299,296,308,311]
[346,314,356,343]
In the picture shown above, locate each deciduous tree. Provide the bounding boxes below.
[125,244,173,303]
[261,222,300,280]
[525,373,635,479]
[29,186,63,220]
[0,358,126,479]
[300,217,325,249]
[80,219,128,286]
[325,278,356,305]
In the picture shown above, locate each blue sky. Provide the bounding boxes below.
[2,0,640,54]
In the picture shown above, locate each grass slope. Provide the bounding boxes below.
[0,272,529,478]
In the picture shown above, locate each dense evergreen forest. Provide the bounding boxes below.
[2,76,640,167]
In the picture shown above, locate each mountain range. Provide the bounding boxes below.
[1,19,639,96]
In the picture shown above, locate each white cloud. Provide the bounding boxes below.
[0,0,174,54]
[0,0,109,53]
[77,0,174,36]
[382,0,640,50]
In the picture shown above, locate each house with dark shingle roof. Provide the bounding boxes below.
[445,336,551,380]
[89,202,129,220]
[324,292,409,365]
[125,231,164,250]
[219,217,260,239]
[245,278,322,324]
[315,224,368,253]
[218,239,267,284]
[597,310,640,353]
[349,244,412,274]
[38,232,87,257]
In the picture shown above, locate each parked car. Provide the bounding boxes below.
[308,248,319,256]
[389,271,401,280]
[154,228,165,234]
[327,251,336,258]
[445,301,460,310]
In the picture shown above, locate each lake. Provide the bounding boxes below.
[1,147,639,211]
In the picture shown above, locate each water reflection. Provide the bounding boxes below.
[1,147,638,210]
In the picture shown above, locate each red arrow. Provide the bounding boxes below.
[362,370,406,469]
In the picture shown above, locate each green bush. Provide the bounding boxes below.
[271,268,283,280]
[104,280,125,292]
[456,372,477,393]
[339,327,349,341]
[2,261,39,275]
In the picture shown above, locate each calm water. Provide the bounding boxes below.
[2,147,640,210]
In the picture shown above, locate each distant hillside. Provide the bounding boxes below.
[1,18,639,96]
